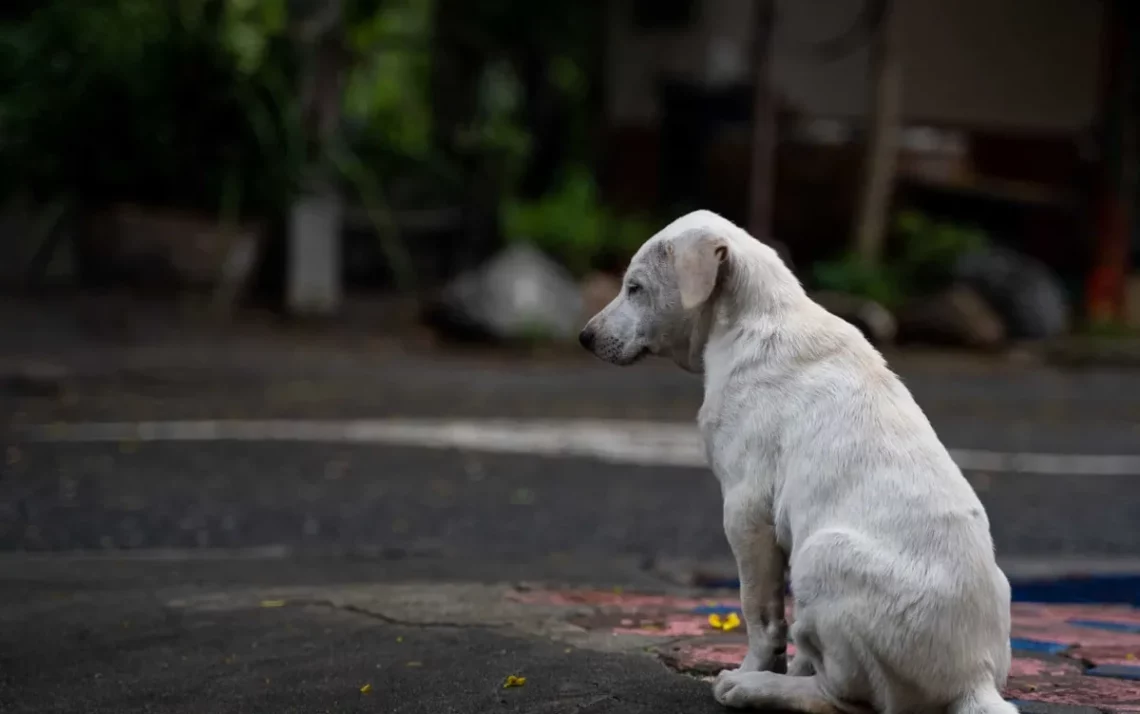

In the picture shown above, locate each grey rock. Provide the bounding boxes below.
[434,244,584,342]
[898,285,1006,349]
[954,248,1071,340]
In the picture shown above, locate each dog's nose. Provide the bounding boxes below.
[578,328,596,351]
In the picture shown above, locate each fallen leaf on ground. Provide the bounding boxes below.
[260,599,287,608]
[708,612,742,632]
[360,683,373,694]
[503,675,527,688]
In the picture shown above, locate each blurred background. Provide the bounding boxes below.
[3,2,1140,710]
[0,0,1136,341]
[2,0,1140,573]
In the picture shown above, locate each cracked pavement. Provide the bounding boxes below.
[1,558,726,714]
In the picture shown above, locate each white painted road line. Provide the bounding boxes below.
[20,418,1140,477]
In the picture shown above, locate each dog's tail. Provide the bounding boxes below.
[948,683,1018,714]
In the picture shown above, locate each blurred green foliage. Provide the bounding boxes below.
[343,0,435,161]
[0,0,461,216]
[813,255,905,308]
[0,0,304,216]
[503,168,654,277]
[812,210,990,308]
[0,0,638,276]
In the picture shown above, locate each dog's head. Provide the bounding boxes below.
[578,210,743,373]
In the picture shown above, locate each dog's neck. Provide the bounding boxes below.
[698,245,809,383]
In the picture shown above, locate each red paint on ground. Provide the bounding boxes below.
[1009,658,1081,679]
[515,588,1140,712]
[613,614,710,638]
[1012,604,1140,668]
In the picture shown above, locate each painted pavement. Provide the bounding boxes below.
[510,589,1140,712]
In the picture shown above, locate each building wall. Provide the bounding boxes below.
[606,0,1104,132]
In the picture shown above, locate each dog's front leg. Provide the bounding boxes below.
[724,500,787,674]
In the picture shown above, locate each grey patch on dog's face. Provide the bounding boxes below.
[580,237,695,368]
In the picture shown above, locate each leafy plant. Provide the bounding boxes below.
[502,167,654,276]
[343,0,436,161]
[893,209,989,288]
[812,256,905,308]
[0,0,305,218]
[812,210,990,307]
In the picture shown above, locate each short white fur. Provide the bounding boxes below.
[579,210,1015,714]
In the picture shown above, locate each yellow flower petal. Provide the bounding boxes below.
[708,612,742,632]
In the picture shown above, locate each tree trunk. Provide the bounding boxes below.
[747,0,777,243]
[428,0,481,158]
[428,0,496,280]
[517,47,567,200]
[851,0,901,265]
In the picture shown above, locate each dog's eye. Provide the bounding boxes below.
[626,282,642,295]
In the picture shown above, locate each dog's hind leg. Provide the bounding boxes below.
[712,670,840,713]
[787,617,818,676]
[788,654,817,676]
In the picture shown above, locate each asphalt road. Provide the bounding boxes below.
[2,340,1139,713]
[4,344,1140,560]
[6,345,1140,453]
[0,557,724,714]
[3,439,1140,561]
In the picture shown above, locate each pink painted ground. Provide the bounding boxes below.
[511,589,1140,712]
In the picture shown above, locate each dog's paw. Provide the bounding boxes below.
[713,670,745,708]
[713,669,769,709]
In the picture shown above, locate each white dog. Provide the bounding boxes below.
[579,211,1014,714]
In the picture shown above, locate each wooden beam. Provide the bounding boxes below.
[851,0,901,265]
[747,0,776,242]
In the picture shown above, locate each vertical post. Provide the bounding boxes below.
[851,0,901,265]
[747,0,777,242]
[1087,0,1134,325]
[287,0,346,317]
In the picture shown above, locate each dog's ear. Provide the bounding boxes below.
[670,231,728,310]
